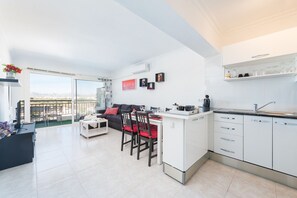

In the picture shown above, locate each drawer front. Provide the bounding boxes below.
[214,121,243,136]
[214,113,243,124]
[214,133,243,160]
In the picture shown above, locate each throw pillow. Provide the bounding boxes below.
[104,107,119,115]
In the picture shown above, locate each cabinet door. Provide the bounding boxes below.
[273,118,297,177]
[162,117,185,171]
[214,121,243,136]
[222,27,297,66]
[214,113,243,124]
[214,132,243,160]
[244,116,272,168]
[185,116,208,170]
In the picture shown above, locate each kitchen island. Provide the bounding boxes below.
[157,111,212,184]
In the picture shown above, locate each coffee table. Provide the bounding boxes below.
[79,118,108,138]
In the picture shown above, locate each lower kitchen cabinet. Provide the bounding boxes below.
[244,115,273,168]
[273,118,297,177]
[214,132,243,160]
[162,115,208,171]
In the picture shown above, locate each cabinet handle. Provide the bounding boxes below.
[192,118,199,121]
[276,122,297,126]
[251,54,270,59]
[252,119,270,123]
[220,137,235,142]
[220,148,235,154]
[221,126,230,130]
[221,117,229,120]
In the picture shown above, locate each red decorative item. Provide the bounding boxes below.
[2,64,22,73]
[122,79,136,90]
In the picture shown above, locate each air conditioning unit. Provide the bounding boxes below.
[132,63,150,74]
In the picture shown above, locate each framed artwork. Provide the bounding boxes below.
[122,79,136,90]
[139,78,148,87]
[155,72,165,82]
[147,82,155,90]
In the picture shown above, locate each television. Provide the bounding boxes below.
[15,100,24,129]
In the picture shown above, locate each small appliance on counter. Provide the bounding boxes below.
[202,95,210,112]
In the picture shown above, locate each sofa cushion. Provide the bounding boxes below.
[119,104,132,114]
[106,114,121,123]
[104,107,118,115]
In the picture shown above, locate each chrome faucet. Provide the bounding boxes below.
[254,101,276,112]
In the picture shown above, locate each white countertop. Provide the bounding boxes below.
[156,111,213,120]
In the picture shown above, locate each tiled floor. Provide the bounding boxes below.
[1,124,297,198]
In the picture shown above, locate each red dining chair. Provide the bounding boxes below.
[135,111,158,167]
[120,111,138,156]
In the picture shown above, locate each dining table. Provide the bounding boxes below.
[131,113,163,165]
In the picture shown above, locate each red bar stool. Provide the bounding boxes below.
[135,111,158,167]
[120,111,138,156]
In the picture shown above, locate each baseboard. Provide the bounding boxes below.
[209,152,297,189]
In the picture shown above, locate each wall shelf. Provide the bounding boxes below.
[223,53,297,82]
[0,78,21,87]
[224,72,297,81]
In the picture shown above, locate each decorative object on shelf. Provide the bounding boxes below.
[225,70,231,78]
[147,82,155,90]
[122,79,136,90]
[2,64,22,79]
[139,78,148,87]
[155,72,165,82]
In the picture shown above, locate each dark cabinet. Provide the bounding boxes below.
[0,123,36,171]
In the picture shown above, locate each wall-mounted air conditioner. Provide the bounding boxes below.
[132,63,150,74]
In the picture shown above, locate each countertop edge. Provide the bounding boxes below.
[213,110,297,119]
[157,111,213,120]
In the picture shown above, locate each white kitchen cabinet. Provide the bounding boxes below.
[222,27,297,66]
[214,113,243,160]
[214,113,243,124]
[244,115,273,168]
[273,118,297,177]
[214,132,243,160]
[162,117,184,171]
[162,114,208,171]
[185,116,208,170]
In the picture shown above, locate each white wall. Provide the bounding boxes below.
[112,47,206,109]
[205,55,297,112]
[0,31,11,121]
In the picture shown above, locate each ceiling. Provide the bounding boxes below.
[193,0,297,45]
[1,0,297,74]
[0,0,182,74]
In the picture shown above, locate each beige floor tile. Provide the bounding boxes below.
[36,155,68,173]
[38,176,87,198]
[227,171,276,198]
[276,183,297,198]
[37,164,75,189]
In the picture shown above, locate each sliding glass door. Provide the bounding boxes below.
[30,73,72,128]
[74,80,105,121]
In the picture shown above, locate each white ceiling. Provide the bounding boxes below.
[193,0,297,45]
[1,0,296,74]
[0,0,182,73]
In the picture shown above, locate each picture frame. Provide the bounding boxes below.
[147,82,155,90]
[155,72,165,82]
[122,79,136,90]
[139,78,148,87]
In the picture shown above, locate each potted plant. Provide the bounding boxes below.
[2,64,22,79]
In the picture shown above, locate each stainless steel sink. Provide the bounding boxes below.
[257,111,297,116]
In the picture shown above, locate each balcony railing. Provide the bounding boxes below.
[30,99,98,125]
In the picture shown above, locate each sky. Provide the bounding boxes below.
[30,73,104,97]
